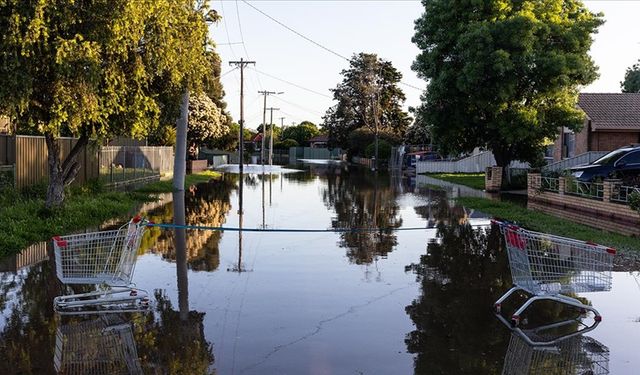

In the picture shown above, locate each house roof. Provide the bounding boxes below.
[308,134,328,142]
[578,93,640,131]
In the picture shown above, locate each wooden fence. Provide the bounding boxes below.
[0,135,173,189]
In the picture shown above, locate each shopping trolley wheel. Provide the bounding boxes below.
[130,289,138,297]
[494,303,501,314]
[594,315,602,322]
[510,315,520,327]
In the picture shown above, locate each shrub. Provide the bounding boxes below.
[365,140,392,160]
[275,139,299,149]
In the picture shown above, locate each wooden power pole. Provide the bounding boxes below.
[229,58,255,174]
[267,107,279,166]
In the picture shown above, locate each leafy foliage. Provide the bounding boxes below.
[621,61,640,93]
[187,93,229,159]
[404,123,431,145]
[347,127,401,158]
[323,53,412,150]
[275,139,299,149]
[365,140,392,160]
[412,0,603,167]
[281,121,320,145]
[0,0,218,205]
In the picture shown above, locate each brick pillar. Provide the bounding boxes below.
[527,172,541,197]
[558,177,566,195]
[603,179,621,203]
[485,166,503,192]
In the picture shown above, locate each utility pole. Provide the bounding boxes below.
[229,58,255,174]
[267,107,279,166]
[258,90,283,165]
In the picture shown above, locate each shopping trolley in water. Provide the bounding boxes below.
[501,329,609,375]
[54,314,143,375]
[493,221,615,327]
[53,216,152,315]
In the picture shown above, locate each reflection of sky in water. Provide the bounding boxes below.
[1,168,640,374]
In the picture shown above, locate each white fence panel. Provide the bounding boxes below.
[416,151,528,174]
[542,151,608,173]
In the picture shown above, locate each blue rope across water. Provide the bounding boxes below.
[147,222,435,233]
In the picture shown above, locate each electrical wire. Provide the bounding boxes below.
[272,96,325,116]
[250,67,332,98]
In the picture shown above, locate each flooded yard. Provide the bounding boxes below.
[1,165,640,374]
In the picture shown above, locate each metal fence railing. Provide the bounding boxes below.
[542,151,609,173]
[540,176,559,192]
[99,146,173,186]
[564,179,604,200]
[610,184,640,204]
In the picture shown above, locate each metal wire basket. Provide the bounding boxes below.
[54,315,143,375]
[53,217,146,287]
[493,221,615,326]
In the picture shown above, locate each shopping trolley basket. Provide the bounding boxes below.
[53,216,152,315]
[54,315,143,375]
[493,221,615,326]
[501,330,609,375]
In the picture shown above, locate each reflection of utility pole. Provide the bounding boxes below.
[261,174,266,228]
[267,107,279,167]
[258,90,282,165]
[230,58,256,174]
[229,171,249,273]
[173,190,188,321]
[269,173,272,206]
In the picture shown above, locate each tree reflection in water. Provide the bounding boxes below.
[405,196,597,374]
[323,168,402,264]
[140,176,236,271]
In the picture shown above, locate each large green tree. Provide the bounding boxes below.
[281,120,320,145]
[187,93,229,159]
[621,61,640,93]
[412,0,603,167]
[0,0,215,207]
[323,53,412,150]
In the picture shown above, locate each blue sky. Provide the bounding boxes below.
[210,0,640,130]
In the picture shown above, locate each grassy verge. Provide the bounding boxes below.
[0,171,221,257]
[426,173,485,190]
[457,196,640,252]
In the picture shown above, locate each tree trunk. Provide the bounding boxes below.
[45,133,89,209]
[174,90,189,191]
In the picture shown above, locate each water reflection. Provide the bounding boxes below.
[501,331,609,375]
[55,314,143,374]
[141,177,236,271]
[323,168,402,264]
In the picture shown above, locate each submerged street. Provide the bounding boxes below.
[2,165,640,374]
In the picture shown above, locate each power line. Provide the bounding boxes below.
[240,0,350,61]
[239,0,423,92]
[273,96,324,117]
[250,67,332,98]
[219,0,237,59]
[221,67,239,78]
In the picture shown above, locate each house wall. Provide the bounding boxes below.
[591,131,640,151]
[574,120,590,156]
[552,128,563,162]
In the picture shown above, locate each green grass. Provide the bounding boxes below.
[426,173,485,190]
[0,171,221,256]
[137,170,220,193]
[457,196,640,252]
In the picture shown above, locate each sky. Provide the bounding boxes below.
[210,0,640,130]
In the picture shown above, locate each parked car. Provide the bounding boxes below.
[570,145,640,182]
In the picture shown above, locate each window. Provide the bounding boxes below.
[593,149,629,165]
[617,151,640,165]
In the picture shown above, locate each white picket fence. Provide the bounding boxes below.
[416,151,528,174]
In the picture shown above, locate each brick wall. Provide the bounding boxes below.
[592,132,640,151]
[485,166,502,192]
[574,120,590,156]
[528,173,640,237]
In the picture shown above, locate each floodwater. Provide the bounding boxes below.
[1,165,640,374]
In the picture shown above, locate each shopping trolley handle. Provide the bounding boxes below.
[490,218,520,230]
[52,235,68,248]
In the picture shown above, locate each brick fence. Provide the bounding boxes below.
[527,173,640,236]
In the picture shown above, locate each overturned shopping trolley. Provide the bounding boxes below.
[493,221,615,328]
[53,216,152,315]
[54,315,143,375]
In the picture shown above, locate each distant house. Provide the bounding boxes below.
[308,134,328,148]
[553,93,640,161]
[244,133,264,152]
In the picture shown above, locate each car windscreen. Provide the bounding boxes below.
[592,149,629,165]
